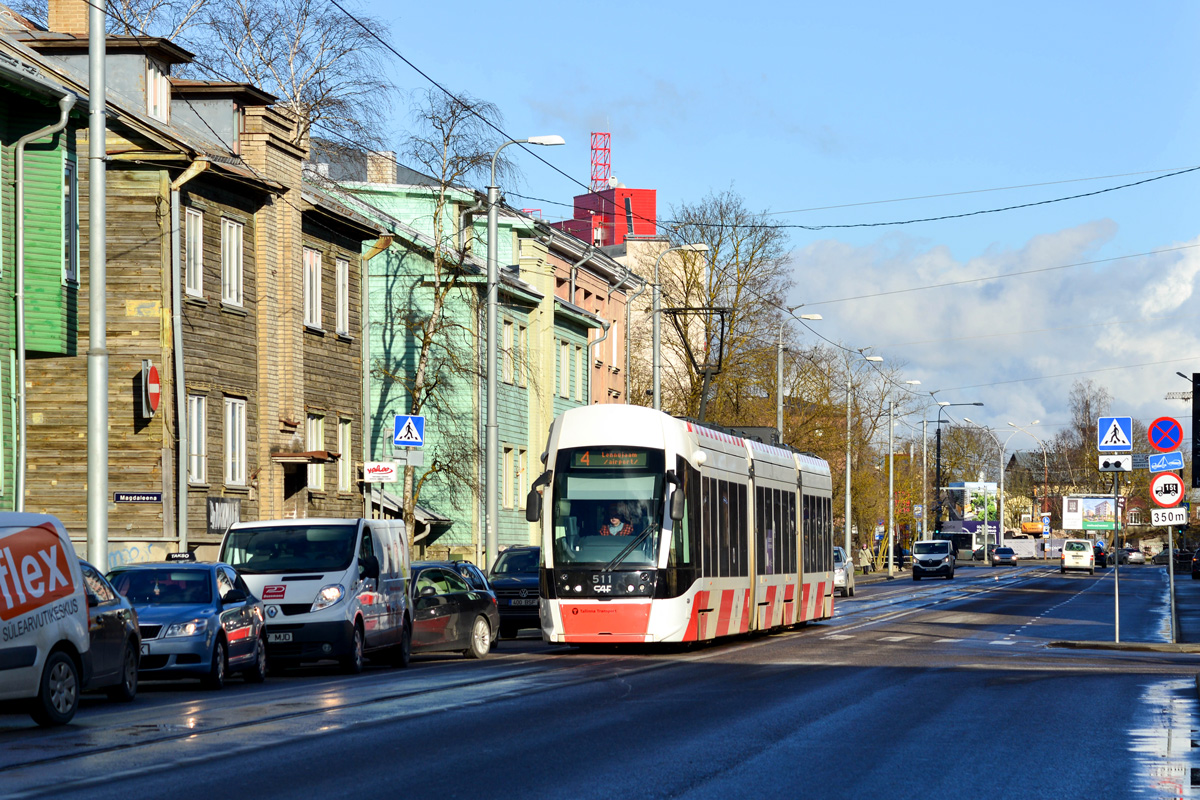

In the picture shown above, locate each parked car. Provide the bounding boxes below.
[1191,552,1200,580]
[78,561,140,702]
[1061,538,1095,575]
[1176,550,1194,572]
[1126,549,1146,565]
[991,547,1018,567]
[411,562,501,659]
[972,544,998,562]
[833,546,856,596]
[912,540,956,581]
[0,513,92,726]
[107,560,267,688]
[488,546,542,637]
[1152,550,1172,566]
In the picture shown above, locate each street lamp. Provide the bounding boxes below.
[777,307,822,441]
[846,354,883,566]
[887,380,921,577]
[486,135,564,569]
[934,401,983,539]
[652,242,709,411]
[964,418,1029,554]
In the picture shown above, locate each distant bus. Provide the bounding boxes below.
[526,405,835,645]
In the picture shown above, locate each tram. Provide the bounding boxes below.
[525,405,835,644]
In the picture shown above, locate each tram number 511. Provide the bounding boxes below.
[593,574,612,594]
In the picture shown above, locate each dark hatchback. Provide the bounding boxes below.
[488,546,541,639]
[79,560,140,702]
[410,562,500,659]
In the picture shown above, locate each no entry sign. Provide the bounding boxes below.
[142,360,160,417]
[1148,416,1183,453]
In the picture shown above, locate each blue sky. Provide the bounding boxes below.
[358,0,1200,453]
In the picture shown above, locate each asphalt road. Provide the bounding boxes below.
[3,563,1199,800]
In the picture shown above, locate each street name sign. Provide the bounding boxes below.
[1148,451,1185,473]
[1098,455,1132,472]
[1151,507,1188,527]
[1151,472,1185,508]
[1097,416,1133,452]
[1148,417,1184,453]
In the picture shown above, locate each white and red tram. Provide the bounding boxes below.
[526,405,835,644]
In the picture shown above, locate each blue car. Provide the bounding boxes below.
[107,560,267,689]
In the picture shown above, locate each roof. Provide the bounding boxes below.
[170,78,276,106]
[19,33,193,64]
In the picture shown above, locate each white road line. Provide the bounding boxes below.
[880,635,913,642]
[822,634,854,640]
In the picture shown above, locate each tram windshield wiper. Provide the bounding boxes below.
[601,525,656,572]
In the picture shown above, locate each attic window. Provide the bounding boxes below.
[147,59,170,122]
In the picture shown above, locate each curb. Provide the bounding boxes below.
[1048,640,1200,654]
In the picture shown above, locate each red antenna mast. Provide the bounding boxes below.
[590,132,611,193]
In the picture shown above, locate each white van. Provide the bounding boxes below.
[1061,538,1095,575]
[0,513,91,726]
[219,518,411,673]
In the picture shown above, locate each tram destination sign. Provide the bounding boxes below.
[572,449,648,469]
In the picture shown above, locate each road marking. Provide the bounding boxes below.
[880,635,912,642]
[990,640,1016,645]
[822,634,854,640]
[935,638,962,643]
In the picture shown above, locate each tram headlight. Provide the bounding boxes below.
[574,585,582,593]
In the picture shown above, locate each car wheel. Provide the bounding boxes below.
[30,651,79,727]
[341,625,365,675]
[1089,568,1095,575]
[203,639,227,690]
[243,637,267,684]
[464,615,491,659]
[913,574,920,581]
[1060,567,1066,574]
[849,584,856,597]
[106,641,139,702]
[390,621,412,668]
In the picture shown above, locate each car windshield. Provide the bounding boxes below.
[1065,542,1088,552]
[493,550,541,575]
[109,569,212,605]
[913,542,947,555]
[550,447,665,568]
[220,523,358,574]
[995,548,1014,555]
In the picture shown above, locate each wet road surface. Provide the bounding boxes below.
[3,563,1200,799]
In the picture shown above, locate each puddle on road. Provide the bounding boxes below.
[1130,678,1200,797]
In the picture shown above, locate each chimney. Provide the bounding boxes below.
[47,0,89,35]
[366,151,396,184]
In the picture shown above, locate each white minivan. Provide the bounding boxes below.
[1061,538,1095,575]
[219,518,411,673]
[0,513,91,725]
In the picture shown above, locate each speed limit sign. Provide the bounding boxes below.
[1150,472,1185,508]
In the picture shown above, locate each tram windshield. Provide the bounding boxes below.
[551,447,666,568]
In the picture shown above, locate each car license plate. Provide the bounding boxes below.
[140,643,150,656]
[510,599,538,606]
[267,632,293,643]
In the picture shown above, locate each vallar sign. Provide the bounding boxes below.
[364,461,398,483]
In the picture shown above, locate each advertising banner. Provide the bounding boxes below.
[949,481,998,521]
[1062,495,1115,531]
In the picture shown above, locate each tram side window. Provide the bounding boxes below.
[736,483,748,577]
[755,485,767,574]
[717,480,731,577]
[704,476,716,576]
[803,494,813,574]
[687,464,702,573]
[785,491,796,574]
[670,458,700,569]
[821,497,832,571]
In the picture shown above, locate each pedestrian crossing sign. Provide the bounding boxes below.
[393,414,425,447]
[1097,416,1132,452]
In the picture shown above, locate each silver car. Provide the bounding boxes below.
[833,546,856,597]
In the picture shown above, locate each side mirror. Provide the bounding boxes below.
[86,593,99,608]
[222,589,246,605]
[419,585,437,598]
[526,471,552,523]
[666,471,685,522]
[360,555,380,582]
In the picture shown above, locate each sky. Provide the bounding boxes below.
[354,0,1200,457]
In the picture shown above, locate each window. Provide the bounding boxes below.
[62,160,78,283]
[502,320,514,384]
[335,257,349,334]
[146,58,170,122]
[185,208,203,296]
[304,248,322,328]
[224,397,246,486]
[502,446,514,509]
[221,218,243,305]
[559,341,569,397]
[518,325,527,387]
[575,345,583,401]
[338,418,351,492]
[307,413,325,489]
[517,448,528,509]
[187,395,207,484]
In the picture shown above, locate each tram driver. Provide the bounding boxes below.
[599,503,635,536]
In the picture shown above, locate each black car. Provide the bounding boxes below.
[410,562,500,659]
[1094,546,1108,568]
[972,544,998,562]
[488,546,541,639]
[79,560,140,702]
[1191,552,1200,580]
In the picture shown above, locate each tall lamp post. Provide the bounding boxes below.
[777,307,822,441]
[887,380,922,577]
[934,401,984,539]
[652,242,709,411]
[846,354,883,565]
[486,135,564,569]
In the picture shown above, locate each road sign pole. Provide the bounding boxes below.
[1113,472,1119,644]
[1168,524,1177,644]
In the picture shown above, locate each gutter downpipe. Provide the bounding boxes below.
[569,244,594,305]
[625,277,649,402]
[360,235,393,518]
[587,262,632,374]
[459,201,484,253]
[169,159,209,549]
[15,93,76,512]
